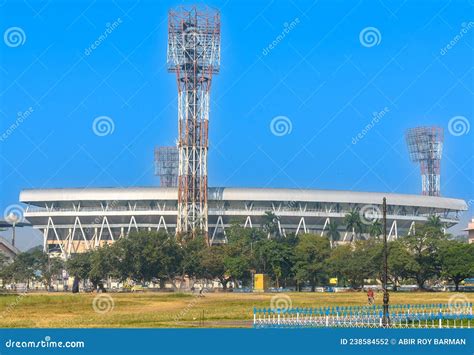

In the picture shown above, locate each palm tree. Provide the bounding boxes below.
[261,211,281,239]
[368,220,382,238]
[326,221,340,247]
[426,215,443,232]
[344,210,363,242]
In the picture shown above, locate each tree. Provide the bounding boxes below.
[66,252,92,290]
[293,234,330,291]
[4,251,40,288]
[368,220,382,238]
[224,254,250,288]
[344,210,363,242]
[404,224,445,289]
[154,233,183,289]
[89,245,115,291]
[224,226,253,287]
[328,240,380,289]
[110,235,137,282]
[114,231,183,287]
[0,253,12,288]
[36,252,64,290]
[65,231,185,290]
[180,236,207,288]
[387,240,417,290]
[199,245,231,289]
[326,221,340,247]
[328,244,352,287]
[0,253,8,270]
[254,238,294,288]
[439,240,474,291]
[354,239,381,282]
[261,211,281,239]
[0,253,9,270]
[426,215,443,232]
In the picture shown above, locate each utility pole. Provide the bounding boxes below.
[12,222,16,247]
[382,197,390,327]
[5,212,19,248]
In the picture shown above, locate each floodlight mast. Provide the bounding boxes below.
[167,6,220,242]
[405,126,444,196]
[155,146,179,187]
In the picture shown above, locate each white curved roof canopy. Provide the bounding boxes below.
[20,187,467,211]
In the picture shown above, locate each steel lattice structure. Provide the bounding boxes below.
[154,146,179,187]
[406,126,444,196]
[167,6,220,240]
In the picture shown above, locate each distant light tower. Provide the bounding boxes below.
[405,126,444,196]
[155,146,179,187]
[167,6,221,241]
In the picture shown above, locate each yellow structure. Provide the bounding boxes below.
[329,278,338,285]
[254,274,269,292]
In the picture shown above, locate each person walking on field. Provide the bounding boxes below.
[367,288,375,305]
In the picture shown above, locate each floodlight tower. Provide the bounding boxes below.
[405,126,444,196]
[155,146,179,187]
[167,6,220,240]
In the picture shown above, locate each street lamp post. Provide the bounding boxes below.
[382,197,390,327]
[12,222,16,247]
[6,213,20,248]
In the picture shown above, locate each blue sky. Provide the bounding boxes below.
[0,0,473,250]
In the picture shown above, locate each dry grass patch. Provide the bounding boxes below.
[0,291,469,328]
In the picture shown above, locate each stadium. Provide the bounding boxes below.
[20,187,467,258]
[16,6,468,258]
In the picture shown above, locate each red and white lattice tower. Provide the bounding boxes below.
[405,126,444,196]
[167,6,220,240]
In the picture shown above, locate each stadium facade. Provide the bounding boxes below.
[20,187,467,258]
[16,7,469,257]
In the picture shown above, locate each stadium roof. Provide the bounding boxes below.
[20,187,467,211]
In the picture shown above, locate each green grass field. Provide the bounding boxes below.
[0,292,470,328]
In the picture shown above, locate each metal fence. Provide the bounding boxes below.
[253,303,472,328]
